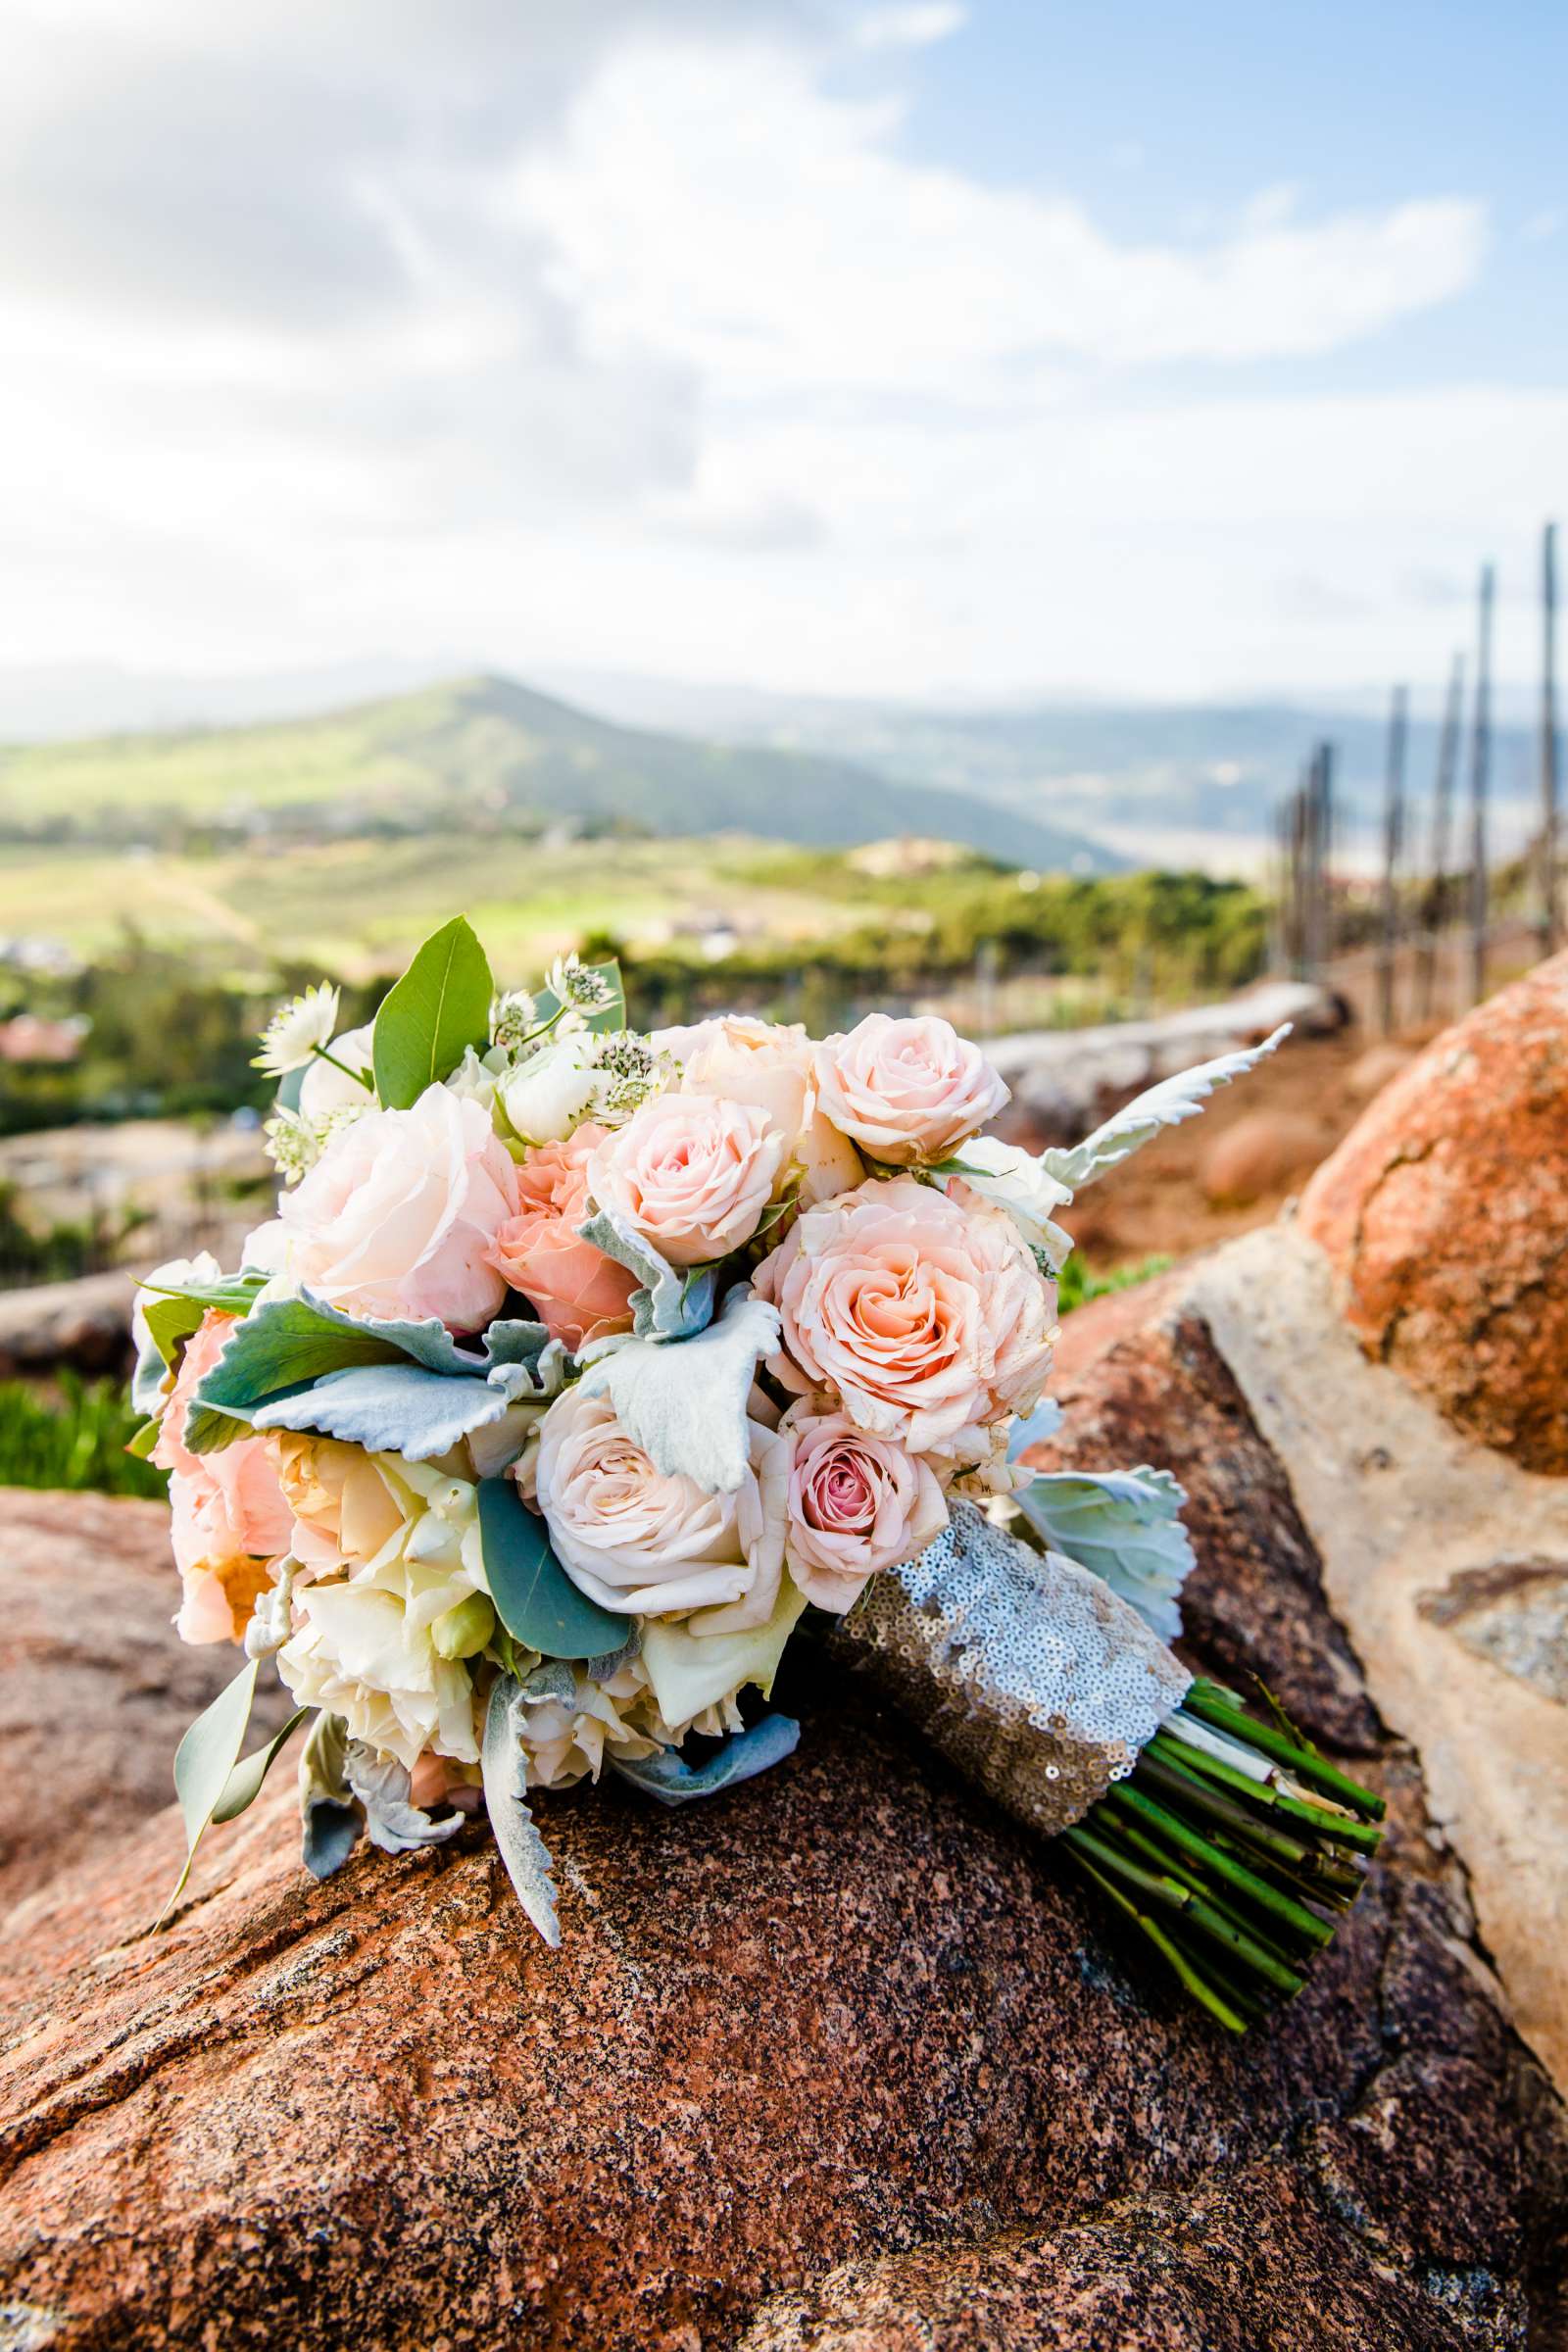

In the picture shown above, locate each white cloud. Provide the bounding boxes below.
[0,0,1516,703]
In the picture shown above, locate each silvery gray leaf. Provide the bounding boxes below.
[1016,1467,1197,1642]
[587,1629,642,1683]
[577,1207,716,1340]
[515,1660,580,1706]
[344,1741,465,1856]
[298,1710,362,1881]
[250,1362,515,1460]
[609,1711,801,1807]
[1006,1398,1064,1461]
[1040,1024,1291,1190]
[481,1675,563,1947]
[576,1286,780,1494]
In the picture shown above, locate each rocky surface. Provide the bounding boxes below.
[1,1369,1564,2350]
[1299,949,1568,1473]
[0,1489,293,1908]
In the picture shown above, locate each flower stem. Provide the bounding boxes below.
[310,1045,373,1089]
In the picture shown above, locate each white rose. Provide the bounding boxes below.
[500,1034,600,1145]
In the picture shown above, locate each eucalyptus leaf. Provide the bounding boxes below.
[299,1711,362,1881]
[344,1742,466,1855]
[1040,1024,1291,1191]
[577,1286,779,1494]
[577,1207,716,1341]
[609,1712,801,1808]
[212,1707,310,1824]
[152,1655,260,1929]
[372,915,495,1108]
[476,1475,622,1658]
[249,1362,515,1460]
[1016,1466,1197,1642]
[481,1675,562,1946]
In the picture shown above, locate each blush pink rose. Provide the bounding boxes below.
[153,1311,293,1644]
[779,1405,949,1613]
[487,1123,638,1351]
[251,1082,520,1332]
[533,1386,786,1631]
[676,1016,863,1203]
[811,1013,1008,1165]
[587,1091,788,1269]
[754,1174,1054,1462]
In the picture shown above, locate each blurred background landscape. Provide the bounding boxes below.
[0,0,1562,1490]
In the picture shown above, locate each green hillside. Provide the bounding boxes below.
[0,672,1117,872]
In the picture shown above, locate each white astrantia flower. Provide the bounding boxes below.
[489,990,539,1053]
[253,981,342,1077]
[544,953,612,1013]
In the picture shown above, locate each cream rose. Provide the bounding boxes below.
[152,1310,293,1644]
[587,1091,788,1269]
[755,1174,1054,1461]
[779,1406,949,1613]
[811,1013,1008,1165]
[498,1032,600,1145]
[249,1082,520,1332]
[533,1385,786,1629]
[678,1015,862,1203]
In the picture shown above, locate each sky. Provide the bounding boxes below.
[1,0,1564,712]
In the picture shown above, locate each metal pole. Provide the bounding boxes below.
[1468,564,1494,1006]
[1419,653,1464,1021]
[1542,520,1560,956]
[1377,685,1407,1034]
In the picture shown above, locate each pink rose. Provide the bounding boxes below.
[534,1386,786,1630]
[587,1092,788,1269]
[754,1174,1054,1461]
[488,1124,638,1351]
[153,1311,293,1644]
[252,1082,520,1332]
[779,1405,949,1613]
[678,1015,863,1204]
[811,1013,1008,1165]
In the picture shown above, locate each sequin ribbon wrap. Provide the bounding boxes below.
[824,1500,1192,1840]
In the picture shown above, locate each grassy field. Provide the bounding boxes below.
[0,835,869,976]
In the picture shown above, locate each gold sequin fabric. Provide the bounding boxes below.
[825,1502,1193,1840]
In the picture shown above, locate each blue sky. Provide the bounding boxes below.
[0,0,1562,711]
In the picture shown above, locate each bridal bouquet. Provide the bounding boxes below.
[133,918,1383,2032]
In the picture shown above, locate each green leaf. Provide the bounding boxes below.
[532,956,624,1038]
[477,1474,622,1659]
[372,915,495,1108]
[124,1416,162,1460]
[481,1675,562,1946]
[212,1708,310,1824]
[152,1656,260,1930]
[299,1711,362,1881]
[142,1293,206,1372]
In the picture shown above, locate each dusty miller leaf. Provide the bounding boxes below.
[299,1711,361,1881]
[1040,1024,1291,1190]
[609,1712,801,1807]
[576,1286,779,1494]
[344,1742,466,1856]
[1016,1466,1196,1642]
[481,1675,563,1947]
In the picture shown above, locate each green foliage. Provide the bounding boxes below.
[0,1373,169,1496]
[476,1475,622,1658]
[155,1656,260,1927]
[1055,1254,1173,1317]
[372,915,494,1107]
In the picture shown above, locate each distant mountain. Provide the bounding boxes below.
[0,672,1121,873]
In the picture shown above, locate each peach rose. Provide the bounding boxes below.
[779,1405,949,1613]
[587,1091,788,1270]
[754,1174,1054,1461]
[533,1386,787,1630]
[250,1082,520,1332]
[677,1015,863,1204]
[153,1310,293,1643]
[811,1013,1008,1165]
[487,1123,638,1351]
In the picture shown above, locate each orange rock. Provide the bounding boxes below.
[1200,1110,1322,1206]
[1299,952,1568,1472]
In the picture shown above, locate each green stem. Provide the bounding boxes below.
[1179,1685,1386,1821]
[1066,1850,1250,2033]
[1132,1752,1319,1870]
[1149,1732,1386,1856]
[1065,1823,1306,1998]
[1105,1783,1336,1949]
[310,1045,373,1089]
[1098,1807,1304,1971]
